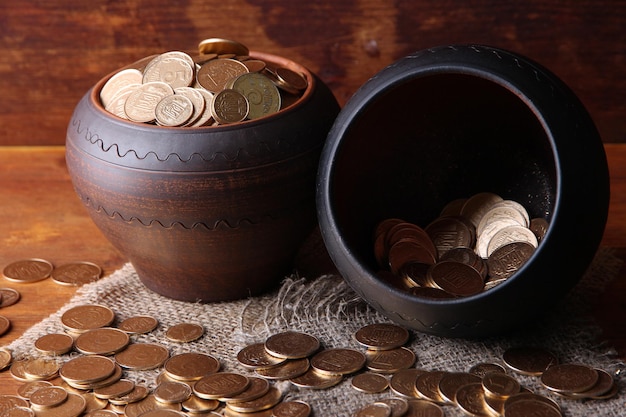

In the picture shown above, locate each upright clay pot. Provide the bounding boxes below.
[317,44,610,338]
[66,51,340,302]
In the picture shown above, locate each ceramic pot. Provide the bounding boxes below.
[317,45,609,338]
[66,51,340,302]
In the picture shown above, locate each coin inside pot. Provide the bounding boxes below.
[317,45,609,338]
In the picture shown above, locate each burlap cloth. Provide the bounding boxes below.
[7,244,626,416]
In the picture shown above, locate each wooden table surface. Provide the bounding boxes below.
[0,145,625,396]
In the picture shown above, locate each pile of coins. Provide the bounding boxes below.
[100,38,309,126]
[373,192,548,298]
[2,258,102,287]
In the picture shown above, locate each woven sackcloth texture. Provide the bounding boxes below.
[7,246,626,416]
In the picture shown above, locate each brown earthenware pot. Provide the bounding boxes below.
[66,51,340,302]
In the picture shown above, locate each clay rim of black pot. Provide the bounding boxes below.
[317,44,609,311]
[89,50,316,132]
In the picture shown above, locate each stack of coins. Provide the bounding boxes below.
[373,192,548,298]
[100,38,309,126]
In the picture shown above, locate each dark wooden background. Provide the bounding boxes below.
[1,0,624,146]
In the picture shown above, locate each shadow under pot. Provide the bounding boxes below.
[66,51,340,302]
[317,44,609,338]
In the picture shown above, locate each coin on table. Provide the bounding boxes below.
[504,398,562,417]
[415,371,447,403]
[59,355,116,385]
[255,358,310,380]
[223,376,269,403]
[198,38,250,57]
[197,58,249,93]
[122,395,182,417]
[29,386,68,410]
[0,288,20,308]
[374,398,409,417]
[181,395,220,413]
[117,315,159,334]
[540,363,599,394]
[165,322,204,343]
[437,372,481,404]
[125,81,174,123]
[482,371,521,399]
[236,342,286,370]
[352,372,389,394]
[163,352,220,382]
[406,399,444,417]
[365,347,416,374]
[230,72,281,120]
[455,383,491,417]
[51,261,102,286]
[502,346,558,376]
[211,89,249,124]
[354,323,410,351]
[0,315,10,336]
[428,261,484,297]
[5,406,35,417]
[74,327,130,355]
[34,333,74,355]
[114,342,170,370]
[107,384,149,406]
[153,380,193,404]
[289,367,343,389]
[2,259,53,283]
[272,400,311,417]
[468,362,507,378]
[23,358,60,381]
[225,386,281,413]
[354,402,391,417]
[389,368,425,398]
[61,304,115,334]
[0,347,12,371]
[310,348,366,376]
[264,331,320,359]
[565,368,616,399]
[193,372,250,400]
[93,379,135,400]
[0,395,29,411]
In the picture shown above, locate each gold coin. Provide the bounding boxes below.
[405,399,444,417]
[211,89,249,124]
[437,372,481,404]
[502,346,558,376]
[23,358,60,381]
[181,395,220,413]
[197,58,249,93]
[540,363,599,394]
[165,322,204,343]
[504,398,562,417]
[389,368,425,398]
[223,376,269,403]
[230,73,281,120]
[310,348,366,376]
[0,288,20,308]
[59,355,116,385]
[0,315,10,337]
[29,386,68,410]
[193,372,250,400]
[272,400,311,417]
[60,304,115,334]
[163,352,220,382]
[454,383,491,417]
[117,315,159,334]
[93,378,135,399]
[225,386,281,413]
[2,259,53,283]
[352,372,389,394]
[254,358,310,380]
[264,331,320,359]
[34,333,74,355]
[365,347,416,374]
[107,384,149,405]
[125,81,174,123]
[354,402,391,417]
[74,327,130,355]
[50,262,102,286]
[354,323,410,351]
[481,371,520,399]
[198,38,249,57]
[289,367,343,389]
[114,343,170,370]
[154,94,194,126]
[236,342,286,370]
[153,380,192,404]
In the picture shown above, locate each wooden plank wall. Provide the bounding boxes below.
[1,0,624,145]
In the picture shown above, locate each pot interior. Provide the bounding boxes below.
[328,73,556,269]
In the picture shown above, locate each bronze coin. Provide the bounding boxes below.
[2,259,53,283]
[425,216,475,256]
[310,348,366,376]
[389,368,425,398]
[427,261,484,297]
[50,262,102,286]
[264,331,320,359]
[352,372,389,394]
[437,372,481,404]
[355,323,410,351]
[487,241,535,280]
[540,363,599,394]
[502,346,558,376]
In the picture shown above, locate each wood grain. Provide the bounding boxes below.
[0,0,624,145]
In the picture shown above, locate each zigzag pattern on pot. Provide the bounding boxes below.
[72,118,295,163]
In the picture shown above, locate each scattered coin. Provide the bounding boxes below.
[153,380,193,404]
[163,352,220,382]
[0,288,21,308]
[289,367,343,389]
[114,343,170,370]
[264,331,320,359]
[540,363,599,394]
[236,342,286,370]
[29,386,68,410]
[2,259,53,283]
[0,315,10,336]
[502,346,558,376]
[310,348,366,376]
[117,315,159,334]
[365,347,416,373]
[351,372,389,394]
[272,400,312,417]
[60,304,115,334]
[354,323,410,351]
[165,322,204,343]
[50,262,102,286]
[388,368,424,398]
[193,372,250,400]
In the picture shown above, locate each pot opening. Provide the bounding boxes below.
[329,72,556,271]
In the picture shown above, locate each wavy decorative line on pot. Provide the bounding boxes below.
[78,195,300,230]
[71,117,296,163]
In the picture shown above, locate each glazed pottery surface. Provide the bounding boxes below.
[317,45,609,338]
[66,51,340,302]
